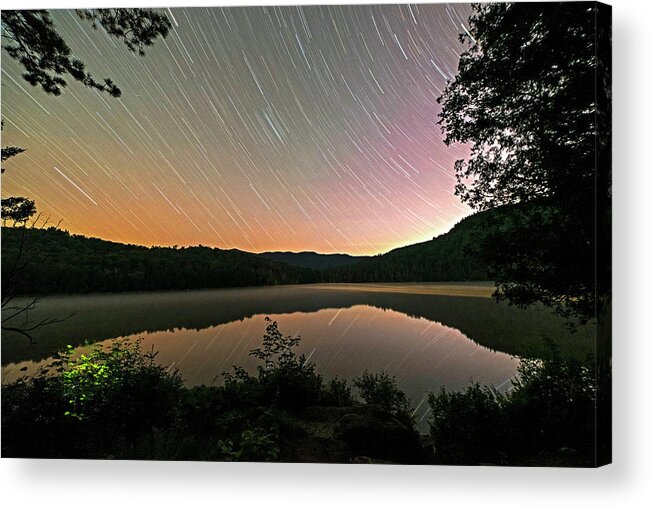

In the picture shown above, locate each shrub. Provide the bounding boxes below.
[218,428,280,462]
[320,376,356,406]
[60,339,183,433]
[354,370,410,418]
[1,375,72,457]
[2,338,183,458]
[223,317,326,410]
[427,340,599,466]
[428,384,506,464]
[506,343,597,460]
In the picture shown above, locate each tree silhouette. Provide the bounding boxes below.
[438,2,611,322]
[1,196,36,225]
[1,147,25,173]
[1,127,68,341]
[1,122,34,224]
[1,9,171,341]
[1,9,171,97]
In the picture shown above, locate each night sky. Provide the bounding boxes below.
[1,4,473,255]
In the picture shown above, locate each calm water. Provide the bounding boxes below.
[1,283,595,423]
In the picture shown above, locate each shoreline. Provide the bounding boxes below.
[4,281,496,301]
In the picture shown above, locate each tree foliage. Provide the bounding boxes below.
[1,9,170,97]
[75,9,172,56]
[1,226,316,294]
[1,196,36,225]
[354,370,410,419]
[428,341,600,466]
[1,120,26,175]
[249,317,301,371]
[438,2,611,322]
[326,208,491,283]
[1,147,25,172]
[439,2,606,210]
[0,212,493,295]
[59,339,181,422]
[223,318,355,410]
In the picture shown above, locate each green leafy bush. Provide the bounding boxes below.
[59,339,183,435]
[2,338,184,457]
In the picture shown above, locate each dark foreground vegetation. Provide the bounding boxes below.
[2,319,605,466]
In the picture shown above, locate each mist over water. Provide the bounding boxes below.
[2,283,594,424]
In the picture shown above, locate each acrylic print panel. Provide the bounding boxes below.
[1,2,611,466]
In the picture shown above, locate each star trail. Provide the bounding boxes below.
[1,4,472,255]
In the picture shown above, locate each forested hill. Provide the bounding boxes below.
[1,227,316,294]
[1,209,495,295]
[260,251,367,270]
[323,210,493,283]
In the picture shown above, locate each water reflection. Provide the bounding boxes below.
[1,304,521,423]
[1,284,595,367]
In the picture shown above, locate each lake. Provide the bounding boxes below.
[1,283,595,424]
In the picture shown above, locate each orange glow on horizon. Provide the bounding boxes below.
[1,5,473,256]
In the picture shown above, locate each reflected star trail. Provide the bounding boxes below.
[1,4,472,255]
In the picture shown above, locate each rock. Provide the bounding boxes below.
[352,455,398,465]
[279,404,431,464]
[334,404,428,464]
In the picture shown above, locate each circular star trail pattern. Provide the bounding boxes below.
[2,4,472,255]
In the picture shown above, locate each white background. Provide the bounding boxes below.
[1,0,650,505]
